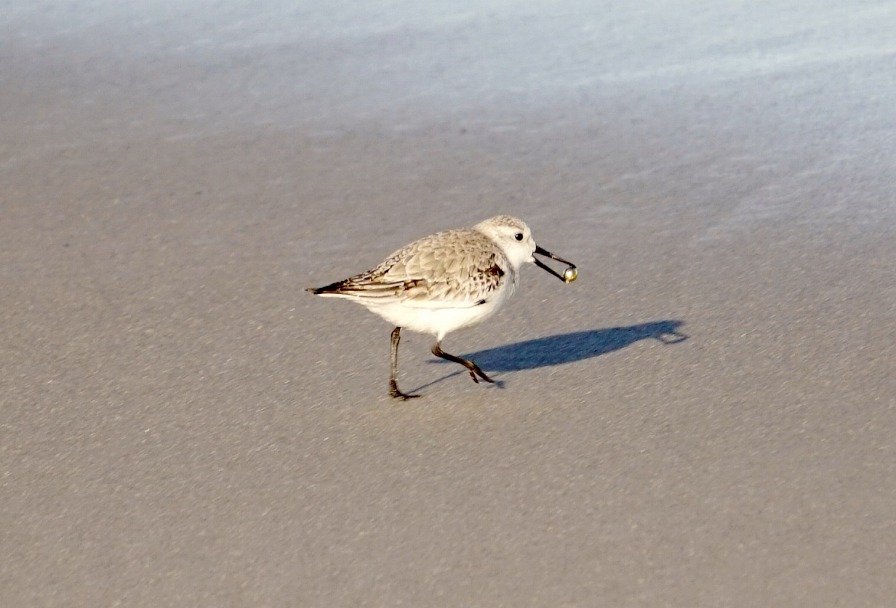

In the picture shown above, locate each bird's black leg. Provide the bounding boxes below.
[431,341,494,384]
[389,327,420,400]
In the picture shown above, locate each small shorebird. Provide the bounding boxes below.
[307,215,577,399]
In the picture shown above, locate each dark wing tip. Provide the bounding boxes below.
[306,280,346,295]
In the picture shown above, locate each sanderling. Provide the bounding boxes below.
[307,215,577,399]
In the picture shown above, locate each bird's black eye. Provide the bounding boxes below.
[514,232,524,241]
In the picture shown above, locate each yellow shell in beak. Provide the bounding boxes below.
[563,266,578,283]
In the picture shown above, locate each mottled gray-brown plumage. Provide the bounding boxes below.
[315,228,511,304]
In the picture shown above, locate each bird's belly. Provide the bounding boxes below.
[364,298,503,339]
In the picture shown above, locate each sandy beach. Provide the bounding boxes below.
[2,1,895,605]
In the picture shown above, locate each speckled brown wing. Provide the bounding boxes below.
[386,229,510,306]
[313,229,510,307]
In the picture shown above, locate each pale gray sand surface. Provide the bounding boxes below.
[2,1,895,606]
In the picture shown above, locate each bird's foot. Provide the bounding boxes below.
[467,364,494,384]
[390,381,420,400]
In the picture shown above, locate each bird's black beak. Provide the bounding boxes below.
[533,245,577,282]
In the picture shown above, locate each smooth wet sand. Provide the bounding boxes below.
[2,2,895,606]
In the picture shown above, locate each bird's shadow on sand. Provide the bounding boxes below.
[411,320,687,393]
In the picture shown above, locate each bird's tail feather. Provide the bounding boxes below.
[306,278,414,298]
